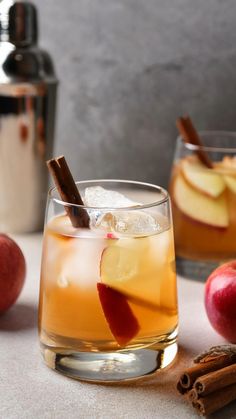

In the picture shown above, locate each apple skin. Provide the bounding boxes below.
[205,261,236,342]
[97,282,140,346]
[0,234,26,314]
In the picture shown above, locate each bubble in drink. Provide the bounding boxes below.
[57,274,70,288]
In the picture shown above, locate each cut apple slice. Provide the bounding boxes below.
[181,158,225,198]
[173,174,229,228]
[224,175,236,194]
[213,157,236,177]
[218,156,236,169]
[100,243,140,283]
[214,157,236,191]
[97,282,140,346]
[100,238,160,306]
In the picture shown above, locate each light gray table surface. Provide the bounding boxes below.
[0,234,235,419]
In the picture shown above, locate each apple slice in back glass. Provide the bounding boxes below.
[97,283,140,346]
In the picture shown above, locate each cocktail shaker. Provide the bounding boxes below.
[0,0,58,233]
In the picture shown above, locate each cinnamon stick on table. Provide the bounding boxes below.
[188,388,199,402]
[176,115,213,168]
[194,364,236,397]
[177,355,235,394]
[192,383,236,416]
[177,351,236,416]
[47,156,90,228]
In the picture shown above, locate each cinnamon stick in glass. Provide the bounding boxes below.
[176,115,213,168]
[47,155,90,228]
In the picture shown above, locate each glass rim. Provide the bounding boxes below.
[48,179,169,211]
[177,130,236,153]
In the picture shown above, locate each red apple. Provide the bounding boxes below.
[205,261,236,342]
[0,234,26,313]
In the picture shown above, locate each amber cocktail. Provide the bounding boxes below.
[39,180,178,382]
[169,132,236,279]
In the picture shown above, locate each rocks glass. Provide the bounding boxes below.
[39,180,178,382]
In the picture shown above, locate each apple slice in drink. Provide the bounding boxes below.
[180,157,226,198]
[100,230,173,306]
[213,157,236,194]
[173,174,229,228]
[224,175,236,194]
[97,282,140,346]
[213,157,236,176]
[101,238,156,303]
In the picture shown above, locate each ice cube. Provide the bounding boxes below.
[84,186,140,208]
[59,236,106,288]
[84,186,166,236]
[95,210,162,236]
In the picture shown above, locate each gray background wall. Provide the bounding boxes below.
[34,0,236,187]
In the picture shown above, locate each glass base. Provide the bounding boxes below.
[176,256,220,281]
[41,341,178,383]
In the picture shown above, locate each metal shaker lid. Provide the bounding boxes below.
[0,1,38,46]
